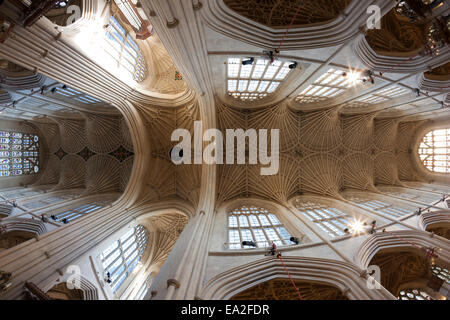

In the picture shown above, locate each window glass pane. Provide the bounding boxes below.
[418,129,450,173]
[226,58,291,101]
[227,206,294,249]
[101,225,149,293]
[103,16,147,83]
[0,131,39,177]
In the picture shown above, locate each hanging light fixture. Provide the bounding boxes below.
[394,0,446,22]
[395,1,421,22]
[423,15,450,56]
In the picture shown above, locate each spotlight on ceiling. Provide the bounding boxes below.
[290,236,300,245]
[242,58,255,66]
[242,240,256,247]
[289,61,298,69]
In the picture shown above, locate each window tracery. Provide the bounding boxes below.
[227,58,292,101]
[418,129,450,173]
[227,205,294,249]
[296,68,357,103]
[103,16,147,83]
[295,201,365,237]
[0,130,39,177]
[100,225,149,293]
[346,195,412,219]
[51,202,105,223]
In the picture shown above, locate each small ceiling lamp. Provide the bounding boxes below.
[289,62,298,69]
[242,58,255,66]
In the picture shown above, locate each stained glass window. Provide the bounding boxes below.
[227,206,295,249]
[0,130,39,177]
[418,129,450,173]
[100,225,149,293]
[398,289,432,300]
[103,16,147,83]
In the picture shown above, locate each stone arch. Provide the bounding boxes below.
[46,276,99,300]
[419,211,450,240]
[355,230,450,270]
[199,256,393,300]
[0,218,46,250]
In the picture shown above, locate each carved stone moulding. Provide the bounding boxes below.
[354,34,450,73]
[365,9,427,58]
[202,0,395,50]
[223,0,352,28]
[419,62,450,92]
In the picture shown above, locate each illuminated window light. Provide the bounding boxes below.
[418,128,450,173]
[227,206,295,249]
[296,68,359,103]
[295,201,362,238]
[100,225,149,293]
[356,85,410,105]
[103,16,147,83]
[226,58,291,101]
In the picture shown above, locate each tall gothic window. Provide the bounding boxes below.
[103,16,147,83]
[0,130,39,177]
[51,203,105,223]
[135,273,153,300]
[294,201,366,238]
[296,68,358,103]
[347,196,411,219]
[227,205,294,249]
[227,58,292,101]
[418,129,450,173]
[100,225,149,293]
[377,187,442,205]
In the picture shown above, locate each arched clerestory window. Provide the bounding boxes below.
[50,202,105,224]
[227,205,294,249]
[103,16,147,83]
[294,200,369,238]
[0,130,39,177]
[226,58,292,101]
[100,225,149,293]
[418,128,449,173]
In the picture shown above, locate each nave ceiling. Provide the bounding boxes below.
[0,0,449,213]
[0,0,448,302]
